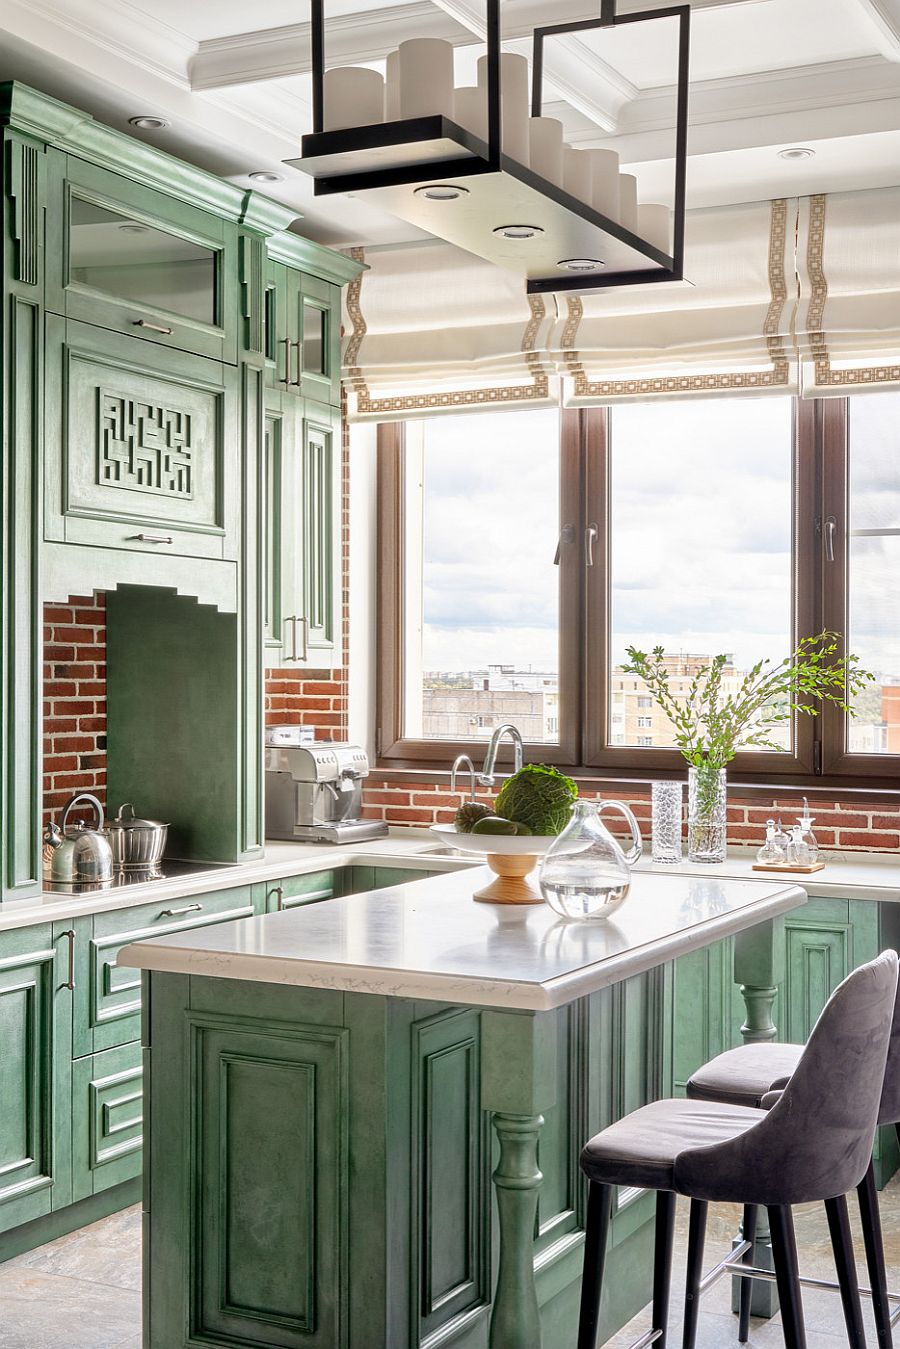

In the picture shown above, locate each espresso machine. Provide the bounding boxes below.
[264,735,388,843]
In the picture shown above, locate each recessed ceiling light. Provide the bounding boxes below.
[248,170,284,184]
[558,258,606,272]
[118,223,150,235]
[493,225,544,240]
[778,146,815,161]
[128,115,169,130]
[414,184,469,201]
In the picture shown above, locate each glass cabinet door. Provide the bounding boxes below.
[69,197,218,327]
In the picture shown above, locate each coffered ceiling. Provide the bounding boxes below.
[1,0,898,246]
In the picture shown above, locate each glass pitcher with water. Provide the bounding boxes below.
[539,798,643,920]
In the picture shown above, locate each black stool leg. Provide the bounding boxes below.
[858,1161,893,1349]
[738,1204,758,1344]
[825,1193,867,1349]
[768,1205,807,1349]
[682,1199,708,1349]
[653,1190,677,1349]
[577,1183,613,1349]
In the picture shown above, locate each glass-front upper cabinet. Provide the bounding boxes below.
[264,261,341,405]
[47,156,238,363]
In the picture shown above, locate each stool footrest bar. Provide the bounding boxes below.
[721,1259,900,1304]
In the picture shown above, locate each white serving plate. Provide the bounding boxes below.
[430,824,558,856]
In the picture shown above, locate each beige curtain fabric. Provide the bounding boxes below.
[796,188,900,398]
[556,198,798,404]
[343,241,558,421]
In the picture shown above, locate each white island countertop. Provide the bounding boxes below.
[118,866,806,1011]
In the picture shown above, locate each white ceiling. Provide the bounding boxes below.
[1,0,899,246]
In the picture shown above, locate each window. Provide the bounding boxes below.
[378,393,900,790]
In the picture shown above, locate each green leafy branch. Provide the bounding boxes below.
[621,632,874,773]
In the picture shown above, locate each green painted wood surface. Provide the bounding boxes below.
[71,1040,143,1202]
[0,1178,141,1263]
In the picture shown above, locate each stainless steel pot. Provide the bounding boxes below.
[43,793,115,885]
[107,803,169,871]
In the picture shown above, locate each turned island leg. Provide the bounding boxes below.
[481,1011,557,1349]
[732,918,787,1320]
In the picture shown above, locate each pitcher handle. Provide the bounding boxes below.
[596,800,642,866]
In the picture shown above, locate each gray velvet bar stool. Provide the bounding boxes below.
[686,967,900,1348]
[577,952,899,1349]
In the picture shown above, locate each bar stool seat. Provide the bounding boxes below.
[581,1098,764,1190]
[687,1042,803,1108]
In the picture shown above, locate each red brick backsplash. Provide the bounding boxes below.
[43,593,108,823]
[360,773,900,854]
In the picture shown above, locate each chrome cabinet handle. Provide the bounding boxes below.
[269,885,284,912]
[64,929,76,991]
[132,319,173,335]
[279,336,292,385]
[553,524,575,566]
[297,616,309,662]
[824,516,837,563]
[585,523,599,567]
[131,533,173,545]
[292,339,302,387]
[159,903,203,918]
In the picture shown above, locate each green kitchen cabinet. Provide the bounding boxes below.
[0,923,75,1235]
[44,314,240,566]
[265,259,342,406]
[74,886,260,1056]
[71,1040,143,1203]
[46,153,239,364]
[264,393,342,668]
[264,870,339,911]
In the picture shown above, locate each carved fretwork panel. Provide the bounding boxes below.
[98,393,194,499]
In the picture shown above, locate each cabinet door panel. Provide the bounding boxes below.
[45,317,238,562]
[266,871,338,912]
[72,1041,143,1202]
[79,888,255,1054]
[784,900,853,1045]
[263,389,293,665]
[49,156,238,364]
[301,404,341,663]
[298,274,341,405]
[0,926,71,1233]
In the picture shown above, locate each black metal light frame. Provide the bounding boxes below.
[295,0,690,295]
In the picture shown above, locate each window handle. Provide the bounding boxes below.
[585,523,599,568]
[553,524,575,565]
[824,515,836,563]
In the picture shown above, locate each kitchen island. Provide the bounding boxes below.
[120,866,806,1349]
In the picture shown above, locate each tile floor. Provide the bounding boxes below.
[1,1182,900,1347]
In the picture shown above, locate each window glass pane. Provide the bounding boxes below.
[70,197,217,326]
[847,391,900,754]
[402,408,561,744]
[608,397,794,750]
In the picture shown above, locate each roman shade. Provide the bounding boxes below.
[796,187,900,397]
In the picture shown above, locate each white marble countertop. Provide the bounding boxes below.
[118,867,806,1011]
[0,835,471,932]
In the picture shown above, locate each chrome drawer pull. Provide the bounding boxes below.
[131,533,173,544]
[132,319,173,335]
[280,336,292,385]
[64,929,76,991]
[159,903,203,918]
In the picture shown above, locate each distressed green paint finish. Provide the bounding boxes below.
[239,356,265,855]
[0,923,74,1235]
[302,402,342,663]
[71,1040,143,1202]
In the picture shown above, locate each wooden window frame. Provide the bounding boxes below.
[375,396,900,793]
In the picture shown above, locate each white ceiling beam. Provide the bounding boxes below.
[190,4,472,90]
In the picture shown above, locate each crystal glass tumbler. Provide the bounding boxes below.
[651,781,683,864]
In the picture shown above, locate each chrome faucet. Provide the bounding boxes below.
[478,724,524,788]
[450,754,476,799]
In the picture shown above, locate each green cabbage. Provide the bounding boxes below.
[494,764,578,835]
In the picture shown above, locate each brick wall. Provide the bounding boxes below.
[43,594,108,824]
[360,773,900,855]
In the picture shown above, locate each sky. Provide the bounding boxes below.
[411,392,900,683]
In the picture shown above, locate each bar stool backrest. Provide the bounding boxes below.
[878,985,900,1125]
[674,950,899,1207]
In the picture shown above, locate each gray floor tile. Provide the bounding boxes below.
[0,1268,141,1348]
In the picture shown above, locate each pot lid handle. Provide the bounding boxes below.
[116,802,136,822]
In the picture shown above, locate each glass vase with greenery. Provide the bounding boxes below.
[622,633,873,863]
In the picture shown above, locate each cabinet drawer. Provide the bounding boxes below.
[47,156,238,364]
[265,870,337,911]
[77,887,255,1054]
[45,316,238,563]
[72,1041,143,1203]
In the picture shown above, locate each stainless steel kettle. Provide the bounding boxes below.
[43,793,114,885]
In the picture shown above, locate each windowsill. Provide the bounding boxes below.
[371,761,900,804]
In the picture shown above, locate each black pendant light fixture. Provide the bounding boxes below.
[288,0,690,294]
